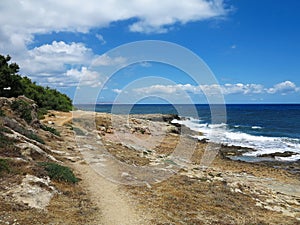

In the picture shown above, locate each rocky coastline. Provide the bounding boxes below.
[1,99,300,224]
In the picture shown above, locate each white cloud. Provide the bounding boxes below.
[222,83,264,94]
[65,67,102,87]
[15,41,103,87]
[43,67,102,88]
[128,0,228,33]
[22,41,93,75]
[0,0,229,55]
[91,54,127,66]
[113,89,122,94]
[134,81,299,96]
[0,0,229,89]
[135,84,201,95]
[267,81,300,95]
[95,34,106,45]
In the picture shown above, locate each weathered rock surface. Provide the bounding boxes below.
[6,175,56,209]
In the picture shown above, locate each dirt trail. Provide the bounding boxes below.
[73,162,149,225]
[48,111,151,225]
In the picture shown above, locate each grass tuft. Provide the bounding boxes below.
[0,158,10,176]
[41,125,60,136]
[11,100,32,124]
[38,162,78,183]
[0,109,5,117]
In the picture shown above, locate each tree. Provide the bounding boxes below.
[0,55,24,97]
[0,54,72,112]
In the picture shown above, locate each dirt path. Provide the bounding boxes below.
[48,111,151,225]
[73,162,150,225]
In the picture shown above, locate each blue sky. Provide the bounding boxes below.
[0,0,299,104]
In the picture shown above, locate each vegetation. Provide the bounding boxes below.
[0,126,13,134]
[41,125,61,136]
[3,118,45,144]
[0,109,5,117]
[38,162,78,183]
[0,131,14,148]
[0,55,24,97]
[0,158,10,176]
[0,54,72,112]
[21,76,72,112]
[11,99,33,123]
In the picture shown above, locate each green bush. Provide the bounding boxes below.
[38,162,78,183]
[41,125,60,136]
[0,126,12,134]
[0,132,13,148]
[26,132,45,144]
[11,99,32,123]
[37,108,48,120]
[0,158,10,175]
[0,109,5,117]
[0,54,73,112]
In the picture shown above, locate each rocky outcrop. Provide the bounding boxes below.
[6,175,56,209]
[0,96,40,128]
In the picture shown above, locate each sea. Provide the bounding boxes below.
[77,104,300,162]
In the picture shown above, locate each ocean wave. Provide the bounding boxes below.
[172,118,300,162]
[251,126,262,130]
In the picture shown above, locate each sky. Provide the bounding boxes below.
[0,0,299,104]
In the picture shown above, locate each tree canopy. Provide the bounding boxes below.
[0,54,72,112]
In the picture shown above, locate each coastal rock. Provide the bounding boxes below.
[259,151,296,158]
[6,175,56,210]
[163,125,179,134]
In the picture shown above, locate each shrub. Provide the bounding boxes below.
[0,131,13,148]
[37,108,48,120]
[26,132,45,144]
[0,158,10,175]
[41,125,60,136]
[11,99,32,123]
[0,109,5,117]
[38,162,78,183]
[0,126,13,134]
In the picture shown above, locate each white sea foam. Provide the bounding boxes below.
[172,118,300,162]
[251,126,262,129]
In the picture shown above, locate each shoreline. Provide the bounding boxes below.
[43,110,300,223]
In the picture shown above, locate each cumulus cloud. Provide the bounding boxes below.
[65,67,102,87]
[0,0,229,55]
[128,0,227,33]
[14,41,103,87]
[267,81,300,95]
[22,41,93,75]
[134,81,299,96]
[222,83,264,94]
[0,0,229,89]
[91,54,127,67]
[42,67,102,88]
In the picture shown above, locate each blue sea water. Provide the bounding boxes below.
[77,104,300,161]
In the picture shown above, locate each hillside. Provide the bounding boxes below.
[0,96,98,224]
